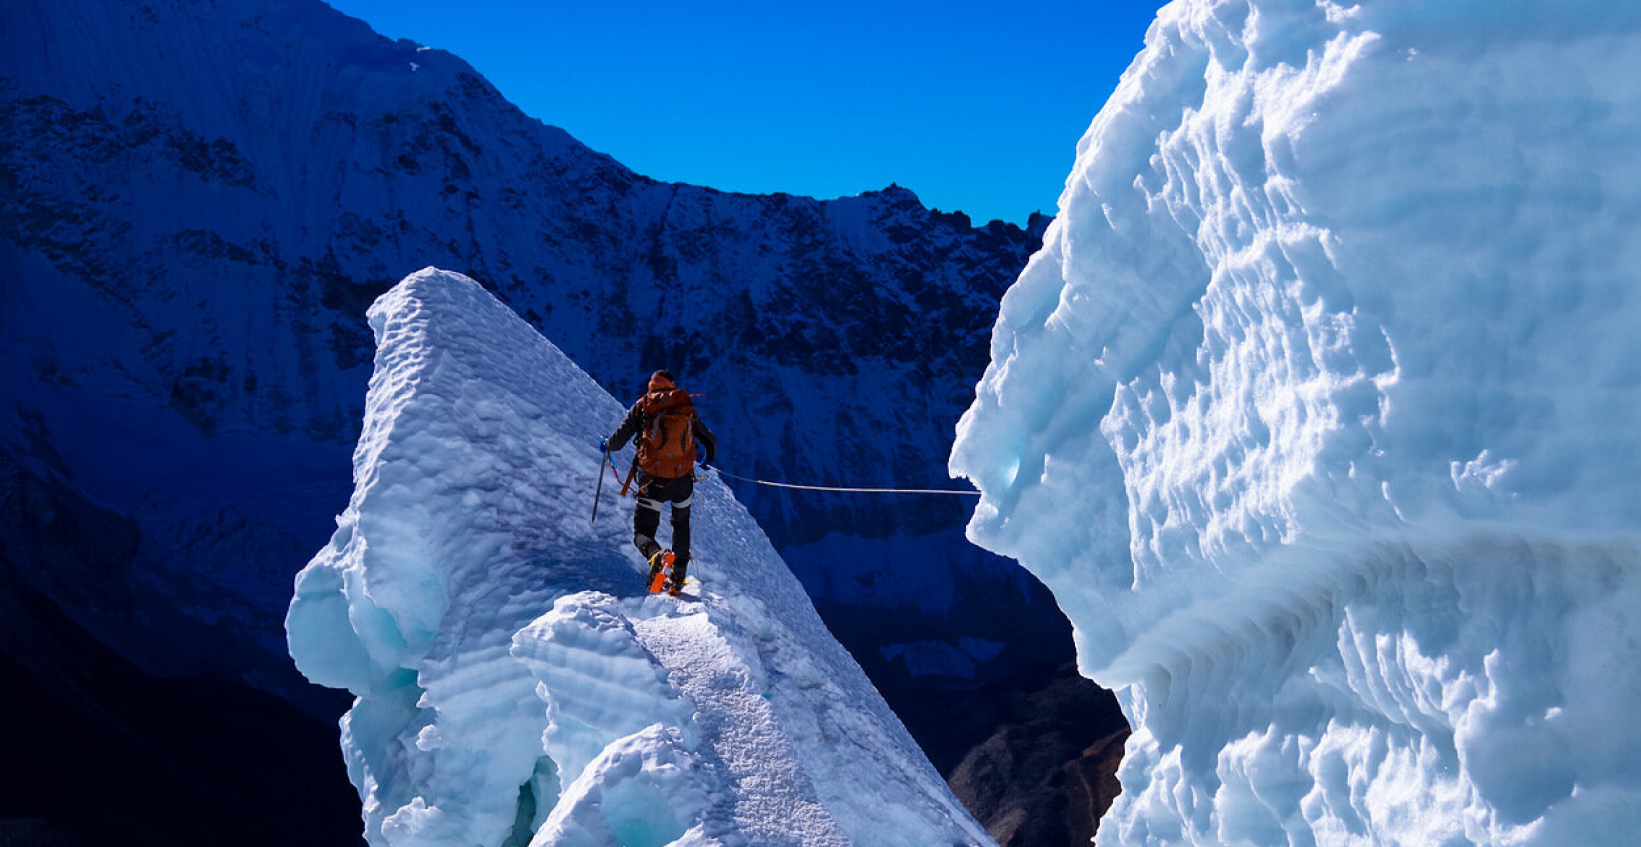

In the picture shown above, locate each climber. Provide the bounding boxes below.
[601,369,716,595]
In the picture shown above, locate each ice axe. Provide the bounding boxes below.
[591,446,610,523]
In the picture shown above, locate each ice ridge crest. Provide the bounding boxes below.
[288,268,994,847]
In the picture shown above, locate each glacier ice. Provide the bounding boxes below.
[287,269,993,847]
[951,0,1641,844]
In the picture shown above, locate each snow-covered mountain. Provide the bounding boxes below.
[288,267,994,847]
[0,0,1059,704]
[953,0,1641,843]
[2,0,1115,842]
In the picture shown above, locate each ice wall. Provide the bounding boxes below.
[287,269,992,847]
[951,0,1641,844]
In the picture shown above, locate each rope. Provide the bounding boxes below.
[705,465,980,496]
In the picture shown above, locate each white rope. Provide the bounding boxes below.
[705,465,981,496]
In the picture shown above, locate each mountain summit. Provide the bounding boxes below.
[0,0,1054,698]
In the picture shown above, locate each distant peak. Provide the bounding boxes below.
[862,183,921,204]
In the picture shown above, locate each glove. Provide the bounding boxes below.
[598,437,609,454]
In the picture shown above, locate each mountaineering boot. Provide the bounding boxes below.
[667,556,689,596]
[646,550,674,594]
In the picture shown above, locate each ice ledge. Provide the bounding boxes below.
[950,0,1641,842]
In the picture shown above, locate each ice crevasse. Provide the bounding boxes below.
[950,0,1641,845]
[286,269,994,847]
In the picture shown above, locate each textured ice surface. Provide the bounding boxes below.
[287,269,992,847]
[951,0,1641,844]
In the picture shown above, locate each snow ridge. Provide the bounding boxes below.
[288,269,992,847]
[953,0,1641,844]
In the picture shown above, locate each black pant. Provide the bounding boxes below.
[634,473,693,585]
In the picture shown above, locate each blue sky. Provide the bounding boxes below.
[324,0,1169,225]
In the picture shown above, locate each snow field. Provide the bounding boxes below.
[952,0,1641,844]
[288,269,993,847]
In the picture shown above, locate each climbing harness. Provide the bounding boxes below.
[702,465,980,496]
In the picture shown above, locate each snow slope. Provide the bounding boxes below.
[288,268,993,847]
[952,0,1641,844]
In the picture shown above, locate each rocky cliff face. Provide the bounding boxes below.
[0,0,1119,843]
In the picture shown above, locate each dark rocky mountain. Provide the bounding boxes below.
[0,0,1125,843]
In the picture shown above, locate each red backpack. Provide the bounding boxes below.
[636,387,697,478]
